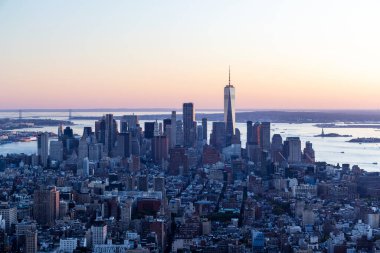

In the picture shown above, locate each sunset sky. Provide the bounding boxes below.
[0,0,379,110]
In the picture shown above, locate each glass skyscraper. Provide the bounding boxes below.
[224,68,235,146]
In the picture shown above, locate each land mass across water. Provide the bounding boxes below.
[348,137,380,143]
[0,118,73,131]
[67,110,380,123]
[315,132,352,137]
[315,123,380,129]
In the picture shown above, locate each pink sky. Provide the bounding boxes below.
[1,1,379,110]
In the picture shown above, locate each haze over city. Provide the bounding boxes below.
[1,0,380,110]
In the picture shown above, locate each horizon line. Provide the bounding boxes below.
[1,108,380,112]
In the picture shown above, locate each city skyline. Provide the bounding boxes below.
[1,2,380,253]
[1,1,380,110]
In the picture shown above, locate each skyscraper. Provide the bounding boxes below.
[144,122,155,139]
[58,124,63,141]
[176,120,184,146]
[163,118,171,135]
[246,121,253,145]
[115,132,131,158]
[104,114,118,156]
[260,122,271,151]
[252,122,261,146]
[202,118,208,142]
[0,202,17,234]
[170,111,177,148]
[284,137,302,163]
[37,132,49,167]
[49,140,63,162]
[183,103,196,148]
[224,67,236,147]
[210,121,226,152]
[303,141,315,163]
[16,220,37,253]
[152,135,168,164]
[33,186,60,226]
[120,114,139,133]
[169,147,189,175]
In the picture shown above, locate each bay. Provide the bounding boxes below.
[1,111,380,172]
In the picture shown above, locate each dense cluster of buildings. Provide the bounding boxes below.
[0,75,380,252]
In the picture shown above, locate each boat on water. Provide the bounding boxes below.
[373,162,378,165]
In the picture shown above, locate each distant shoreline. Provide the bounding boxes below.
[2,110,380,124]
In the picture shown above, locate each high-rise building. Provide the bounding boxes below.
[175,120,184,146]
[169,147,189,175]
[196,125,203,142]
[82,126,93,139]
[16,220,37,253]
[163,118,171,135]
[303,141,315,163]
[144,122,155,139]
[260,122,271,151]
[210,122,226,151]
[49,140,63,162]
[83,157,90,177]
[120,200,132,226]
[115,132,131,158]
[152,135,168,164]
[202,145,220,165]
[95,119,106,144]
[104,114,118,156]
[91,219,107,247]
[224,68,235,147]
[283,137,302,163]
[154,120,160,137]
[77,138,89,162]
[89,143,103,162]
[120,114,139,133]
[252,122,261,146]
[62,127,77,157]
[183,103,196,147]
[271,134,285,163]
[0,202,17,234]
[58,124,63,141]
[202,118,208,141]
[33,186,60,226]
[37,132,49,167]
[130,134,141,156]
[271,134,283,151]
[170,111,177,148]
[25,230,37,253]
[246,121,253,144]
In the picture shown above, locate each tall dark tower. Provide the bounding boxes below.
[202,118,208,141]
[224,67,235,146]
[246,121,253,144]
[104,114,118,156]
[183,103,195,148]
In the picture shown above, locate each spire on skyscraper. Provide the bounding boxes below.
[228,65,231,86]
